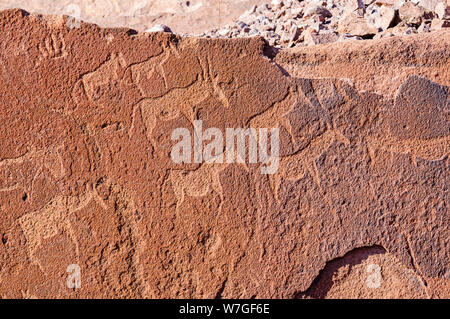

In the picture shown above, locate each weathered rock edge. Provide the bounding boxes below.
[0,9,448,298]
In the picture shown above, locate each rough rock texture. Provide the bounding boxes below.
[275,30,450,97]
[297,246,430,298]
[0,9,449,298]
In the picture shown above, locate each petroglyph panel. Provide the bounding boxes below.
[0,9,448,298]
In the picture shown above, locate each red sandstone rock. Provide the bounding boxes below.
[435,2,450,19]
[0,9,448,299]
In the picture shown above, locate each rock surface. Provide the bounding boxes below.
[0,9,449,298]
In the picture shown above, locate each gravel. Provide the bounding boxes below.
[147,0,450,47]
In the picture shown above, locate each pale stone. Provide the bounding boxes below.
[304,30,339,45]
[398,2,425,26]
[430,17,450,28]
[435,2,450,19]
[338,13,379,36]
[418,0,442,11]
